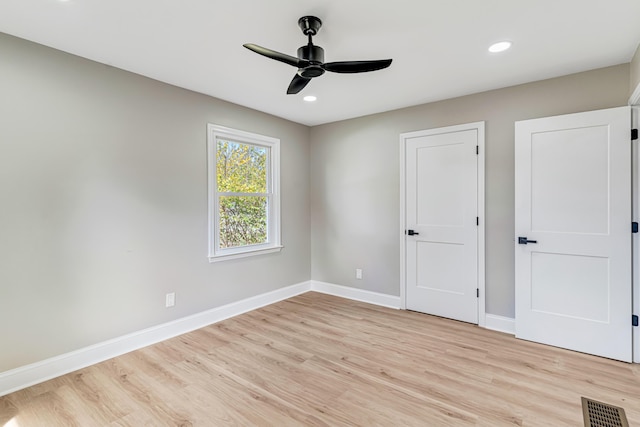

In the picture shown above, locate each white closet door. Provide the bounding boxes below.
[515,106,631,362]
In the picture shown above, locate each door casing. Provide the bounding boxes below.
[632,105,640,363]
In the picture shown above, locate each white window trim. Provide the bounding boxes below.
[207,124,282,262]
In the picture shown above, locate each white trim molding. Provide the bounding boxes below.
[633,106,640,363]
[207,124,282,263]
[629,82,640,106]
[484,314,516,335]
[310,281,401,309]
[0,281,311,397]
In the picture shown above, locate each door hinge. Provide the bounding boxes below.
[476,288,479,298]
[632,129,638,141]
[476,217,479,226]
[476,145,479,155]
[633,315,639,327]
[633,222,639,233]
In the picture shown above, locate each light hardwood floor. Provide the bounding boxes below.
[2,292,640,426]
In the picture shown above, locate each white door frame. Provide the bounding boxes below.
[630,80,640,361]
[633,106,639,363]
[399,121,486,327]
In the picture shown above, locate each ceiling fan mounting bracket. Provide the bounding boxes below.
[298,16,322,36]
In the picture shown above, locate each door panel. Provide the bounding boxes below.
[531,126,609,234]
[415,142,466,226]
[515,106,631,362]
[405,125,480,324]
[530,252,609,322]
[416,242,466,294]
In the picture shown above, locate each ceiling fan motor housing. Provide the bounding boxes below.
[297,44,325,78]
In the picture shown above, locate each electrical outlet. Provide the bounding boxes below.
[356,268,363,279]
[165,292,175,308]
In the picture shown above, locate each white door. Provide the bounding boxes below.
[515,106,632,362]
[403,122,483,324]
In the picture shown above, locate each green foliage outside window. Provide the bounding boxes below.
[216,140,268,248]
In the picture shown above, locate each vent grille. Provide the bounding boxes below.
[582,397,629,427]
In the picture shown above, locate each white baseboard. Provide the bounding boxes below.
[310,281,401,309]
[0,281,311,397]
[484,314,516,335]
[0,281,407,396]
[0,278,519,397]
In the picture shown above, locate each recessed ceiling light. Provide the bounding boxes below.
[303,95,317,102]
[488,41,512,53]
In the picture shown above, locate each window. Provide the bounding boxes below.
[207,124,281,262]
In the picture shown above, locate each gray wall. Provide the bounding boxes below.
[632,43,640,98]
[0,33,311,373]
[310,64,630,318]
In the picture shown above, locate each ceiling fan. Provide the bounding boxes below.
[243,16,392,95]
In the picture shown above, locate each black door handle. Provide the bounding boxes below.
[518,237,537,245]
[407,229,419,236]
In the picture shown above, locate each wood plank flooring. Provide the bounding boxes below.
[2,292,640,426]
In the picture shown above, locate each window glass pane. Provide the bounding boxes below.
[217,140,267,193]
[219,196,267,248]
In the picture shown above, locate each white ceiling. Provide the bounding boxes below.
[1,0,639,126]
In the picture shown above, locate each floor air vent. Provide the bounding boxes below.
[582,397,629,427]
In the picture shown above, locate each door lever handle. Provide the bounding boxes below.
[407,229,419,236]
[518,237,537,245]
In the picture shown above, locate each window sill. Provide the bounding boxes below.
[208,245,283,263]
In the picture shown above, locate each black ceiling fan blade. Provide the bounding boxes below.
[323,59,392,74]
[243,44,309,68]
[287,74,311,94]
